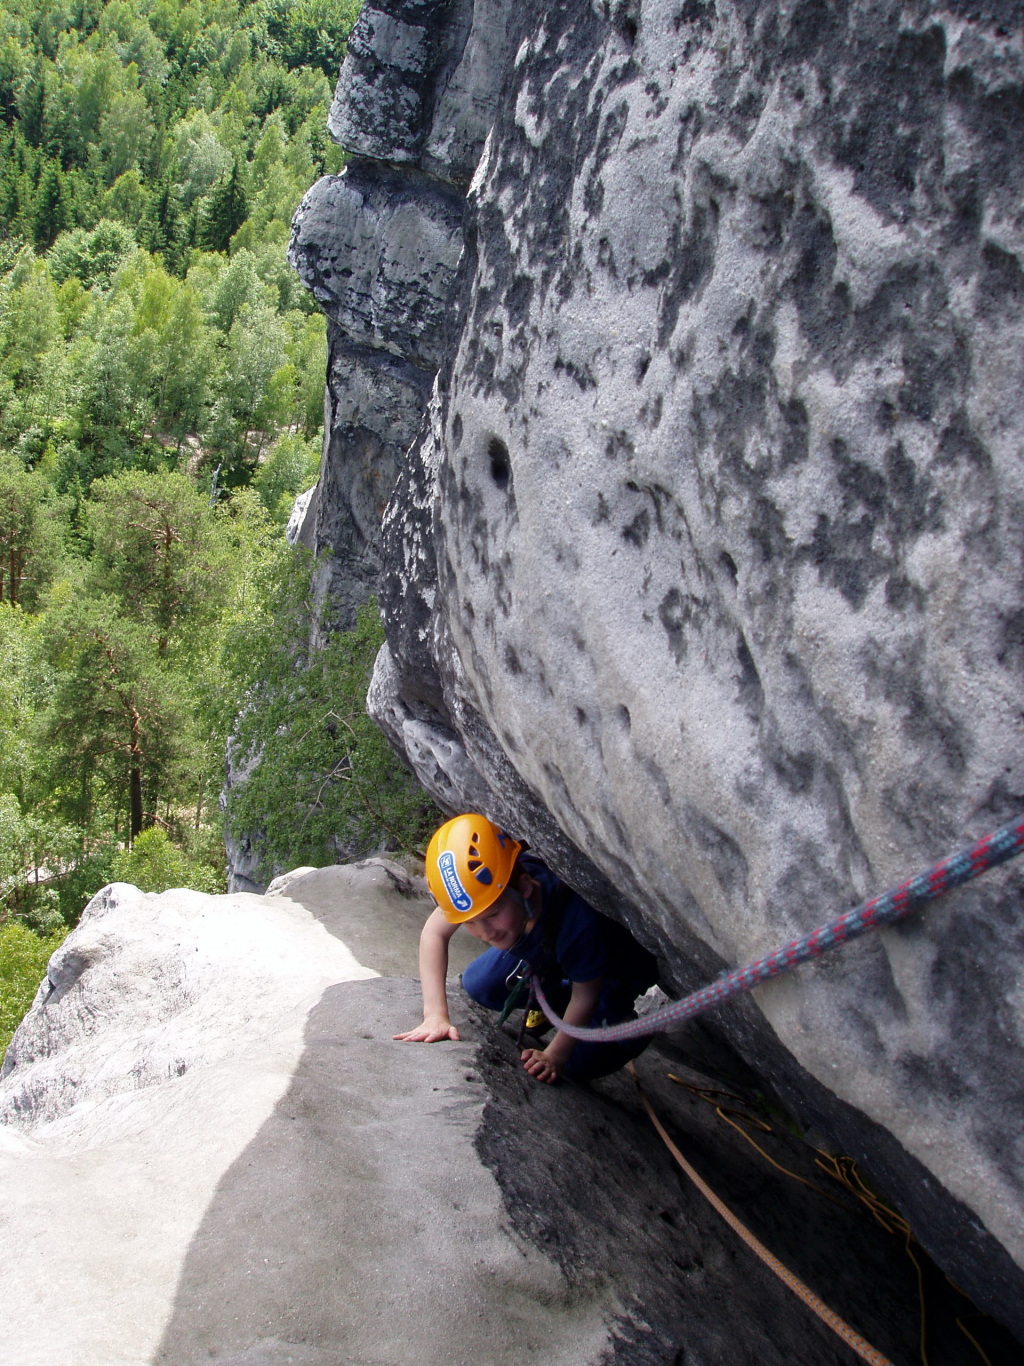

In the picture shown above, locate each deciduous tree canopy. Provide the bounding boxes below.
[0,0,438,960]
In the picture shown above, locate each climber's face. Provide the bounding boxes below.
[464,887,533,951]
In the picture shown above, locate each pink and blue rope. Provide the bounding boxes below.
[532,815,1024,1044]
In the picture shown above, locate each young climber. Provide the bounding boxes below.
[393,813,659,1083]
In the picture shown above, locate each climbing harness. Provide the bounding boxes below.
[628,1063,895,1366]
[531,815,1024,1044]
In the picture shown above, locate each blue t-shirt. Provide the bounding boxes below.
[514,860,657,993]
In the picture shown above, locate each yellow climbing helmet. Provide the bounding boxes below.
[425,813,522,923]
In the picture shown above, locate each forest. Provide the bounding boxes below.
[0,0,436,1047]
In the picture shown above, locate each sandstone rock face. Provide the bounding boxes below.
[366,0,1024,1335]
[287,0,511,636]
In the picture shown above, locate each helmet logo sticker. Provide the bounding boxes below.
[437,851,473,913]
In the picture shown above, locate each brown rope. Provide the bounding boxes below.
[628,1063,893,1366]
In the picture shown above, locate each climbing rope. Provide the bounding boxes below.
[628,1063,894,1366]
[532,815,1024,1044]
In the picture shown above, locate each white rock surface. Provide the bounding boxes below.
[0,866,609,1366]
[0,881,376,1364]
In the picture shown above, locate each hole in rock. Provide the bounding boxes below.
[488,437,511,489]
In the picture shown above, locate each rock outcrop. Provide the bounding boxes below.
[4,871,1015,1364]
[318,0,1024,1339]
[287,0,511,635]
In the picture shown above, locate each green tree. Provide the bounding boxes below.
[98,87,153,183]
[200,158,248,253]
[0,922,68,1056]
[42,595,189,837]
[31,157,71,248]
[222,546,439,874]
[87,468,226,655]
[253,431,320,524]
[1,251,58,386]
[139,177,189,276]
[0,454,60,609]
[0,36,25,127]
[48,217,137,288]
[110,826,221,894]
[0,603,35,802]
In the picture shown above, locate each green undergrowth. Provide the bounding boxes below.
[0,919,66,1057]
[111,827,224,895]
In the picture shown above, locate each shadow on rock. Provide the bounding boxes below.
[153,978,1019,1366]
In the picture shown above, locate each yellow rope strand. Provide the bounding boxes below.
[667,1074,858,1213]
[955,1318,993,1366]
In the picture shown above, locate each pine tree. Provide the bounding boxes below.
[18,55,47,149]
[31,156,70,248]
[199,159,248,253]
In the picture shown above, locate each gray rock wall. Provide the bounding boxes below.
[364,0,1024,1337]
[287,0,512,634]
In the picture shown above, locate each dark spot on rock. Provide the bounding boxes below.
[768,741,815,796]
[617,704,631,731]
[622,507,650,547]
[657,203,718,347]
[659,587,709,663]
[504,274,534,328]
[978,241,1024,319]
[635,351,651,383]
[719,550,738,582]
[736,632,764,721]
[597,235,617,275]
[779,397,809,468]
[605,430,636,461]
[451,412,463,447]
[595,492,611,523]
[997,608,1024,672]
[885,574,919,611]
[575,707,587,725]
[683,804,749,900]
[504,644,521,675]
[673,0,713,32]
[554,356,597,390]
[747,496,789,567]
[488,437,511,489]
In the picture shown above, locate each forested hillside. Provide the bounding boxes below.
[0,0,435,1031]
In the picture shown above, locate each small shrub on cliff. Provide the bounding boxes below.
[0,921,67,1057]
[111,827,223,896]
[222,543,439,875]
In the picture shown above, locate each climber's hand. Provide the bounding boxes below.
[393,1016,460,1043]
[521,1047,562,1084]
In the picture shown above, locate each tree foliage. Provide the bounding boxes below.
[0,2,437,1047]
[222,551,439,871]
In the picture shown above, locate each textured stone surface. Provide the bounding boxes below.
[286,0,511,642]
[368,0,1024,1337]
[5,871,1013,1365]
[288,163,465,369]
